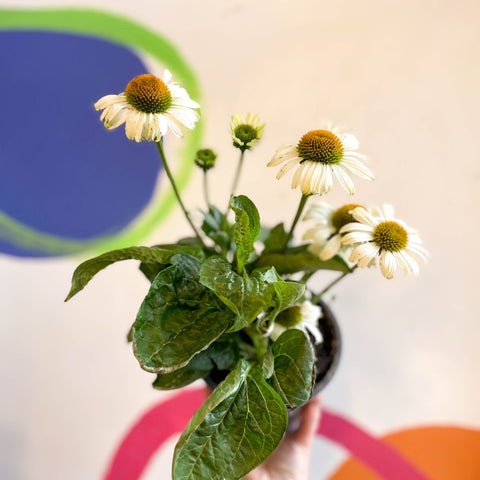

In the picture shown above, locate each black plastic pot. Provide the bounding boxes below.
[310,299,341,395]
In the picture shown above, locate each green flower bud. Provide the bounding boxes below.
[195,148,217,170]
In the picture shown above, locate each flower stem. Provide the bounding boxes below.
[230,150,246,200]
[156,141,206,248]
[311,266,357,304]
[222,150,246,227]
[203,170,211,210]
[282,194,309,251]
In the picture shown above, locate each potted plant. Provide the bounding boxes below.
[66,71,426,480]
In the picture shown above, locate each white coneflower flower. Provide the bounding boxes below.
[270,301,323,344]
[230,113,265,151]
[303,202,363,260]
[94,71,199,142]
[340,205,427,279]
[267,128,374,195]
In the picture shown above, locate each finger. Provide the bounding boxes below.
[289,395,322,448]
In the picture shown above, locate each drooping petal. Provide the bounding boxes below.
[134,113,146,142]
[398,250,420,276]
[300,162,316,194]
[349,242,379,266]
[379,251,396,279]
[268,145,297,166]
[342,231,375,245]
[303,201,335,221]
[94,94,124,110]
[276,157,301,179]
[320,234,342,260]
[407,243,428,261]
[352,207,378,227]
[340,221,374,234]
[169,85,200,108]
[341,156,375,180]
[167,105,199,129]
[340,133,359,151]
[162,114,181,137]
[291,162,307,189]
[105,107,130,129]
[332,165,355,195]
[125,111,141,140]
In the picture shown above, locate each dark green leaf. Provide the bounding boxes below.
[152,350,213,390]
[207,335,241,371]
[262,349,274,378]
[199,257,274,331]
[269,330,315,408]
[138,262,169,283]
[173,360,288,480]
[262,223,289,254]
[65,245,205,300]
[269,281,306,323]
[201,206,233,253]
[255,250,350,275]
[201,205,224,234]
[133,254,235,373]
[230,195,260,272]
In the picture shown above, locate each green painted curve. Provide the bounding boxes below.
[0,8,202,257]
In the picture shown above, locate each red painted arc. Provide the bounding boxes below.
[103,388,431,480]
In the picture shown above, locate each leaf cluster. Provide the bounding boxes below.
[66,194,347,480]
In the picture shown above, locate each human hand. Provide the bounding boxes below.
[242,395,322,480]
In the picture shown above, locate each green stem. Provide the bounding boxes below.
[281,194,309,251]
[230,150,246,200]
[311,266,357,304]
[245,323,269,362]
[203,170,211,210]
[222,150,246,228]
[156,142,206,248]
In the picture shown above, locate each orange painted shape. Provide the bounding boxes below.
[328,426,480,480]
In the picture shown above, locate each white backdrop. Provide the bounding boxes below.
[0,1,479,479]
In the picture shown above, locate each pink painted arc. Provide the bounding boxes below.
[103,388,432,480]
[317,410,431,480]
[103,389,205,480]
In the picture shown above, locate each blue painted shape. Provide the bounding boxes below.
[0,31,160,257]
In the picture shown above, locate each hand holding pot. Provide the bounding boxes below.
[243,395,322,480]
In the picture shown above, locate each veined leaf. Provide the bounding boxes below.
[206,335,241,371]
[269,281,306,323]
[173,360,288,480]
[152,350,213,390]
[269,330,315,408]
[65,244,205,300]
[199,257,274,331]
[255,249,350,275]
[138,262,169,283]
[201,206,232,253]
[262,223,289,254]
[230,195,260,272]
[133,254,235,373]
[152,335,241,390]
